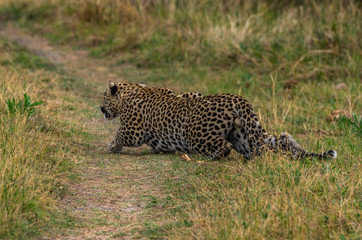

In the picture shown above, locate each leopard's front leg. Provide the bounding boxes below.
[108,137,123,153]
[108,125,145,153]
[108,126,126,153]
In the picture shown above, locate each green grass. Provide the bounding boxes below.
[126,149,360,239]
[0,41,55,71]
[2,0,360,79]
[0,38,92,239]
[0,0,361,239]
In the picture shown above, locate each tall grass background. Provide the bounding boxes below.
[3,0,360,78]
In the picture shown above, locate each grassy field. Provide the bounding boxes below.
[0,0,361,239]
[0,39,89,238]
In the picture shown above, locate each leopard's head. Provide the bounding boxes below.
[100,81,121,120]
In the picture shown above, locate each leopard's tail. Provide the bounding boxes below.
[292,148,337,160]
[277,132,337,160]
[303,150,337,160]
[232,99,337,160]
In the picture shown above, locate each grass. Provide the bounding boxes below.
[6,93,43,117]
[0,40,55,71]
[2,1,361,75]
[0,0,361,239]
[0,39,90,238]
[162,156,360,239]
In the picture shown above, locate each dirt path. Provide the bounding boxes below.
[0,24,124,83]
[0,24,171,239]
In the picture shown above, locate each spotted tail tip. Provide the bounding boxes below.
[323,150,337,159]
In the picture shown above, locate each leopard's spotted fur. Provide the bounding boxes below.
[100,82,337,160]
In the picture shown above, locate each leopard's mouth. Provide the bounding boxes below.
[104,111,111,119]
[100,106,113,120]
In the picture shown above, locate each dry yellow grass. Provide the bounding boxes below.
[170,154,361,239]
[0,0,360,239]
[0,49,80,238]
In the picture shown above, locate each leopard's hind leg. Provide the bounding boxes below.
[193,135,232,160]
[226,127,251,159]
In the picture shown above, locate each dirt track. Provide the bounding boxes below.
[0,24,169,239]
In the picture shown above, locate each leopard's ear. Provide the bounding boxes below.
[109,81,117,95]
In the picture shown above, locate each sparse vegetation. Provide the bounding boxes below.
[0,41,55,71]
[6,93,43,117]
[0,0,360,239]
[0,41,84,238]
[337,113,362,137]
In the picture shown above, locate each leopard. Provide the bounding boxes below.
[177,92,203,99]
[137,82,203,100]
[100,81,337,160]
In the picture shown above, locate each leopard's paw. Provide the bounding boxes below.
[108,142,122,153]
